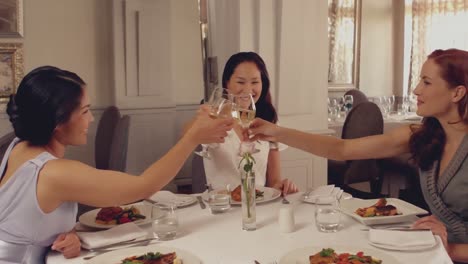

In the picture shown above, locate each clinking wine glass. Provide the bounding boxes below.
[194,88,233,159]
[231,93,259,154]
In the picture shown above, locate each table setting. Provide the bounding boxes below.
[46,187,453,264]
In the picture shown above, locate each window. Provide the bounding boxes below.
[403,0,468,95]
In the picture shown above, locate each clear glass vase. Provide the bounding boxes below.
[241,171,256,231]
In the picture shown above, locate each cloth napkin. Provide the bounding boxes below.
[77,222,147,249]
[304,185,342,204]
[369,229,436,249]
[149,190,194,207]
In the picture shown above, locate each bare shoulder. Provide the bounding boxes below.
[40,158,96,182]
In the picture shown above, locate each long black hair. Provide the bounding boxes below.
[222,52,278,123]
[6,66,86,146]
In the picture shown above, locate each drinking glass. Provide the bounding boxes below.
[208,187,231,214]
[231,93,256,128]
[231,93,259,154]
[152,203,178,240]
[314,196,341,233]
[194,87,233,159]
[343,95,353,115]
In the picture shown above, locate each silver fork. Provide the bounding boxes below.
[281,194,290,204]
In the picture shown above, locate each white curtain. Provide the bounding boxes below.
[328,0,356,84]
[406,0,468,94]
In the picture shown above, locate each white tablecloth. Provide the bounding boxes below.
[46,193,452,264]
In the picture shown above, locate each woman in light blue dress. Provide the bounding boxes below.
[0,66,233,263]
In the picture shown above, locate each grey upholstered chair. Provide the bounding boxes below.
[191,145,208,193]
[0,132,15,162]
[328,101,385,198]
[95,106,121,170]
[108,115,131,172]
[78,108,131,218]
[344,89,368,107]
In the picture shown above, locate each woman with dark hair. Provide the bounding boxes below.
[248,49,468,263]
[201,52,298,194]
[0,66,233,263]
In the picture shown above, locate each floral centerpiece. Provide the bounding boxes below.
[238,142,257,231]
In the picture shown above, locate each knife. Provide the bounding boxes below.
[196,196,206,209]
[87,237,158,251]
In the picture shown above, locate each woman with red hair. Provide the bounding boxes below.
[249,49,468,263]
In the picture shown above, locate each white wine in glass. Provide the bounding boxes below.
[231,93,256,128]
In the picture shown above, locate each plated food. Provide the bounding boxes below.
[230,184,264,202]
[95,206,146,225]
[355,198,399,218]
[309,248,382,264]
[120,251,181,264]
[340,198,428,225]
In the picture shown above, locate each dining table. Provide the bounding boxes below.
[46,192,452,264]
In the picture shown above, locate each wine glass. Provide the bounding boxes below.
[343,95,353,115]
[194,87,232,159]
[230,93,259,154]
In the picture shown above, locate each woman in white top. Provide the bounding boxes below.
[203,52,298,194]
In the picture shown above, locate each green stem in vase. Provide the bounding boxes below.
[239,152,256,219]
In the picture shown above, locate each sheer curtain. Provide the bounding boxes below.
[406,0,468,94]
[328,0,356,84]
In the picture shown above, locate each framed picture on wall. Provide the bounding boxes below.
[0,43,24,103]
[0,0,24,37]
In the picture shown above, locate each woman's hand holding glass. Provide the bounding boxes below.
[247,118,281,142]
[186,107,234,147]
[195,88,234,158]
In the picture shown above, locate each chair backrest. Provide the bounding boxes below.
[191,145,207,193]
[108,115,131,172]
[95,106,121,170]
[341,102,384,196]
[0,132,15,162]
[344,89,368,108]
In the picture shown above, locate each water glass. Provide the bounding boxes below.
[152,203,178,240]
[343,95,353,114]
[314,196,341,233]
[208,190,231,214]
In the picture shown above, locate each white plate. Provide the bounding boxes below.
[149,192,198,208]
[202,186,281,205]
[85,245,202,264]
[279,245,402,264]
[340,198,428,226]
[78,203,154,229]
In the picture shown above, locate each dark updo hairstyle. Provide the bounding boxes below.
[6,66,85,146]
[222,52,278,123]
[409,49,468,170]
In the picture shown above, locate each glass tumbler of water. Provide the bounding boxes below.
[314,196,341,233]
[208,189,231,214]
[152,203,178,240]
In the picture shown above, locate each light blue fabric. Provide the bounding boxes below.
[0,138,77,263]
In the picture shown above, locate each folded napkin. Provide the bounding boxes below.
[304,185,342,204]
[369,229,436,249]
[78,222,147,249]
[149,190,194,207]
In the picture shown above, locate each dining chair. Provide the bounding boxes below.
[78,108,131,219]
[0,132,15,162]
[94,106,121,170]
[191,145,208,193]
[344,89,368,107]
[328,101,386,199]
